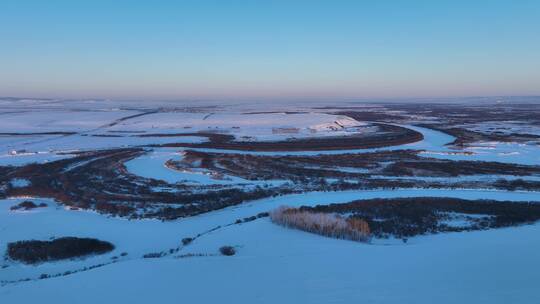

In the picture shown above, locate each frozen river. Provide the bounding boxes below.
[124,123,539,184]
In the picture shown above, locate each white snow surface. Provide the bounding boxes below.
[2,101,539,165]
[2,99,540,303]
[1,189,540,303]
[0,109,138,133]
[108,112,369,141]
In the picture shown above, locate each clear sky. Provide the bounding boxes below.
[1,0,539,100]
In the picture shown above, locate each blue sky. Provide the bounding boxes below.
[1,0,539,100]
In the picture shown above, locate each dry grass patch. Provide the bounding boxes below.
[269,206,370,242]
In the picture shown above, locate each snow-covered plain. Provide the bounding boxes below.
[2,100,539,165]
[1,189,540,303]
[108,112,369,141]
[0,109,139,133]
[2,99,540,303]
[0,106,375,165]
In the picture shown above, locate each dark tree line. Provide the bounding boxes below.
[299,197,540,239]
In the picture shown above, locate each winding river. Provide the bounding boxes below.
[125,123,539,183]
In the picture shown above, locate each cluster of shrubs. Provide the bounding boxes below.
[269,206,371,242]
[178,149,418,182]
[1,148,280,220]
[234,212,269,224]
[219,246,236,256]
[3,260,119,285]
[143,252,165,259]
[494,178,540,191]
[383,159,540,177]
[181,237,193,245]
[10,200,47,211]
[176,253,209,259]
[300,197,540,239]
[7,237,115,264]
